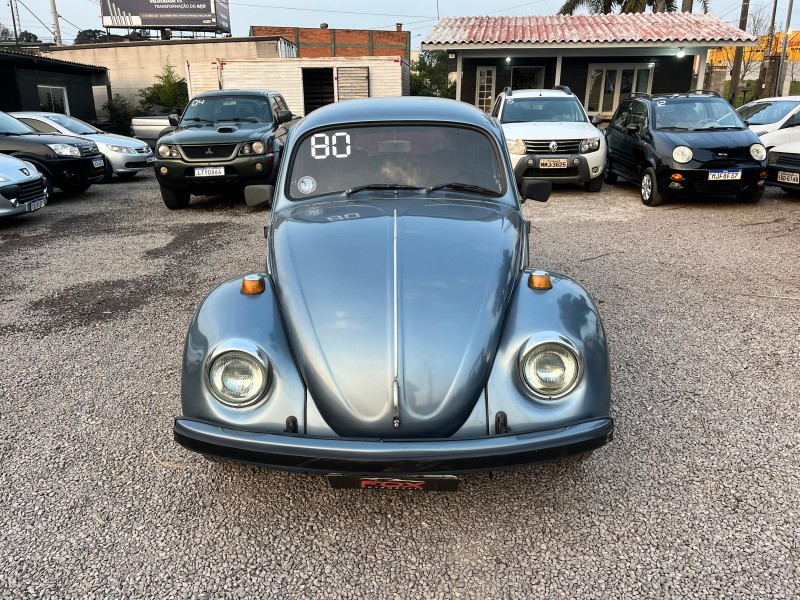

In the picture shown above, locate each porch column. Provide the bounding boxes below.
[456,52,463,102]
[555,51,562,86]
[696,48,707,89]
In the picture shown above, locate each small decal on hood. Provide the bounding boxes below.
[297,176,317,194]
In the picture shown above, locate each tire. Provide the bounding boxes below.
[100,159,114,183]
[603,157,618,184]
[117,172,138,180]
[640,167,664,206]
[160,185,190,210]
[60,181,92,194]
[738,191,764,204]
[584,175,603,192]
[40,171,54,199]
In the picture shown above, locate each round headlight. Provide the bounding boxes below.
[208,351,267,406]
[750,143,767,161]
[506,138,527,155]
[521,342,581,398]
[241,143,252,155]
[157,144,172,158]
[252,141,265,154]
[672,146,693,164]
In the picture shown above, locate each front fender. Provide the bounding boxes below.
[486,271,611,433]
[181,274,306,433]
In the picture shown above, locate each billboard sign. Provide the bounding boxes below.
[101,0,231,33]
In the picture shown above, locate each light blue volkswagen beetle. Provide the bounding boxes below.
[174,97,613,490]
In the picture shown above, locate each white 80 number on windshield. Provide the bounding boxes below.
[310,132,351,159]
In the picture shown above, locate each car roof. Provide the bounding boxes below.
[194,89,280,98]
[741,96,800,103]
[502,89,571,98]
[292,96,502,139]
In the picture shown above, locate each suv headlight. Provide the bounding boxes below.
[240,141,266,155]
[580,137,600,153]
[157,144,180,158]
[47,143,81,157]
[107,144,136,154]
[672,146,693,164]
[207,350,268,407]
[506,138,527,155]
[520,342,581,399]
[750,143,767,161]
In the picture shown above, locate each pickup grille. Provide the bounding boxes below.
[524,139,581,154]
[181,144,237,160]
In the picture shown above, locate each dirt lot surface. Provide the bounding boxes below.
[1,172,798,598]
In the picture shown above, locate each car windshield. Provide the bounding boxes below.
[0,112,35,135]
[501,97,586,123]
[737,100,800,125]
[46,114,101,135]
[653,97,746,130]
[287,124,505,200]
[181,96,272,123]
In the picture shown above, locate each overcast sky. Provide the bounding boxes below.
[3,0,795,48]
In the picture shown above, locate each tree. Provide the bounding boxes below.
[73,29,125,44]
[18,31,39,43]
[410,51,456,98]
[558,0,707,14]
[0,23,12,40]
[713,3,770,90]
[138,59,189,111]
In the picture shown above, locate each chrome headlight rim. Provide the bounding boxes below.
[672,146,693,164]
[204,340,270,408]
[579,137,601,154]
[518,335,584,401]
[750,143,767,161]
[157,144,180,158]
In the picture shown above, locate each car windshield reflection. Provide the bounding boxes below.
[654,98,746,131]
[287,125,505,200]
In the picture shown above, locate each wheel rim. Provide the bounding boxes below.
[641,173,652,201]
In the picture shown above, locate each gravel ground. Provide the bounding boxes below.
[1,172,798,599]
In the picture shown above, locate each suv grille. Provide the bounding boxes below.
[181,144,237,160]
[775,153,800,168]
[78,144,99,157]
[524,139,581,154]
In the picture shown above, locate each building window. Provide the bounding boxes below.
[38,86,69,114]
[475,66,496,113]
[585,64,653,116]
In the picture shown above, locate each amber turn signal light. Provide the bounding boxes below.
[528,270,552,290]
[241,274,265,295]
[670,173,684,181]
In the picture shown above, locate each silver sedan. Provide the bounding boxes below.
[0,154,47,219]
[11,112,154,182]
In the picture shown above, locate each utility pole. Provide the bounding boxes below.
[11,0,21,34]
[755,0,779,100]
[681,0,692,13]
[8,0,20,46]
[728,0,751,105]
[49,0,62,45]
[775,0,795,96]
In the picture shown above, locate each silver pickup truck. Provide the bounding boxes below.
[131,115,175,149]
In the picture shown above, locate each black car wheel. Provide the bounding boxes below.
[584,175,603,192]
[101,159,114,183]
[738,191,764,204]
[40,171,54,199]
[603,157,618,184]
[160,185,190,210]
[640,167,664,206]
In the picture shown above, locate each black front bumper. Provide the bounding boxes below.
[767,163,800,192]
[155,155,275,194]
[174,417,614,475]
[48,155,106,187]
[513,154,593,185]
[656,165,765,197]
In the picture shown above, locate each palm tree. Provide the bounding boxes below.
[558,0,707,14]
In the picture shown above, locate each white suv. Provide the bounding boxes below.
[491,87,607,192]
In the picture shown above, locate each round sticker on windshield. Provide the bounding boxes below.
[297,176,317,194]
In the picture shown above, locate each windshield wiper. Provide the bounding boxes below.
[345,183,423,195]
[657,126,690,131]
[426,182,500,196]
[232,117,264,123]
[182,117,215,125]
[697,126,743,131]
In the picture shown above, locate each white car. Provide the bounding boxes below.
[0,154,47,220]
[737,96,800,150]
[11,112,154,182]
[766,141,800,195]
[491,87,606,192]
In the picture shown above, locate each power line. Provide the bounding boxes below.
[15,0,55,37]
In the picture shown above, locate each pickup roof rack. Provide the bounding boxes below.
[552,85,573,95]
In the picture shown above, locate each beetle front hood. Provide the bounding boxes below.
[271,198,523,439]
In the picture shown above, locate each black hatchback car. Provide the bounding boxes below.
[605,91,767,206]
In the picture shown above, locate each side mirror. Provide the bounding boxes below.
[590,115,603,125]
[245,185,274,208]
[168,113,180,126]
[520,179,551,203]
[277,110,293,124]
[626,123,641,135]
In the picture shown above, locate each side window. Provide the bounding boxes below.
[629,101,648,131]
[612,101,633,128]
[275,95,289,112]
[491,96,502,118]
[787,111,800,127]
[19,118,57,133]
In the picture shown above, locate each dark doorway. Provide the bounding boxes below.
[302,68,335,114]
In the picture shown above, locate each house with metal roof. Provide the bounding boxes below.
[421,13,755,119]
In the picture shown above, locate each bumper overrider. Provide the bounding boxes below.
[512,154,597,186]
[174,417,614,475]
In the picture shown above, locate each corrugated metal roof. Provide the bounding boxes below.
[423,13,755,46]
[0,48,107,72]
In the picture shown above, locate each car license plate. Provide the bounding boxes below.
[326,474,459,491]
[708,170,741,181]
[92,158,104,168]
[195,167,225,177]
[777,170,799,184]
[27,197,46,212]
[146,156,155,163]
[540,158,568,169]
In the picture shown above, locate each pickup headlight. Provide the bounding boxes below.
[672,146,693,164]
[240,141,266,155]
[750,143,767,161]
[47,143,81,157]
[579,137,600,153]
[521,342,581,399]
[106,144,136,154]
[157,144,180,158]
[506,138,527,155]
[207,351,268,407]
